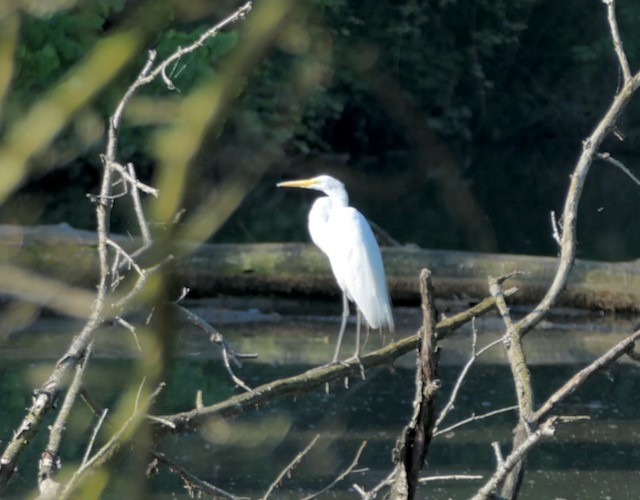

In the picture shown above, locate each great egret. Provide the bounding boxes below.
[277,174,394,362]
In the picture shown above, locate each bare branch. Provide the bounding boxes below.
[81,409,108,467]
[470,417,558,500]
[106,238,145,278]
[533,329,640,424]
[603,0,631,83]
[391,269,440,499]
[126,163,153,249]
[151,294,507,436]
[152,451,245,500]
[517,71,640,335]
[170,303,256,391]
[107,160,159,196]
[59,381,165,499]
[597,152,640,187]
[419,474,483,483]
[434,323,505,431]
[354,467,397,500]
[38,345,93,499]
[550,210,561,245]
[133,2,252,92]
[489,276,534,422]
[111,256,174,311]
[491,442,504,468]
[434,406,518,437]
[472,415,589,500]
[301,441,367,500]
[115,317,141,351]
[0,3,252,491]
[261,434,320,500]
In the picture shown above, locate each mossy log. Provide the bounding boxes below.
[1,224,640,311]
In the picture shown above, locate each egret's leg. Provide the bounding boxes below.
[354,309,362,359]
[352,309,366,379]
[332,291,350,363]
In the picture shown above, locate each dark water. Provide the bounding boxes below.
[1,305,640,498]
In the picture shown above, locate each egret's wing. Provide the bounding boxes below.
[326,207,394,331]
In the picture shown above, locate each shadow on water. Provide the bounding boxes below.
[1,299,639,498]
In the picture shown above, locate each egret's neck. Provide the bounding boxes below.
[326,187,348,208]
[307,184,349,252]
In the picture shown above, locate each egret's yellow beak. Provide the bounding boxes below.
[277,178,317,189]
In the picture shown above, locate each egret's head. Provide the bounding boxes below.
[277,175,344,194]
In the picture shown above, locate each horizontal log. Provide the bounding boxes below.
[1,224,640,311]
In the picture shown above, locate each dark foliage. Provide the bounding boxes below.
[4,0,640,259]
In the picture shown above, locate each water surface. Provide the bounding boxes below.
[1,299,639,498]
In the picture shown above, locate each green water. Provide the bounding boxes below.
[1,306,639,498]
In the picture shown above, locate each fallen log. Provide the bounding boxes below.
[1,224,639,311]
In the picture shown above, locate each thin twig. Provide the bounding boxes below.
[60,381,165,499]
[115,317,141,351]
[170,303,256,391]
[81,409,108,467]
[301,441,367,500]
[220,347,254,393]
[491,442,504,467]
[261,434,320,500]
[533,329,640,424]
[598,152,640,187]
[145,414,176,430]
[434,323,504,431]
[126,163,153,251]
[368,219,401,247]
[433,406,519,437]
[419,474,483,483]
[107,160,159,196]
[39,344,94,482]
[354,467,398,500]
[603,0,631,83]
[152,451,245,500]
[471,416,588,500]
[111,256,174,311]
[550,210,561,245]
[0,4,253,490]
[470,417,558,500]
[133,2,252,91]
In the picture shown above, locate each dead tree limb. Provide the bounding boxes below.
[532,329,640,424]
[517,1,640,336]
[471,416,589,500]
[391,269,440,499]
[37,344,93,499]
[7,225,640,311]
[489,2,640,498]
[150,292,509,437]
[490,275,534,497]
[489,328,640,499]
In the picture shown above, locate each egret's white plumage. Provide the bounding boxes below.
[277,174,394,361]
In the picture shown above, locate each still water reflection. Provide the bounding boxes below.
[1,302,639,498]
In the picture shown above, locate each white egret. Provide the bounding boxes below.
[277,174,394,362]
